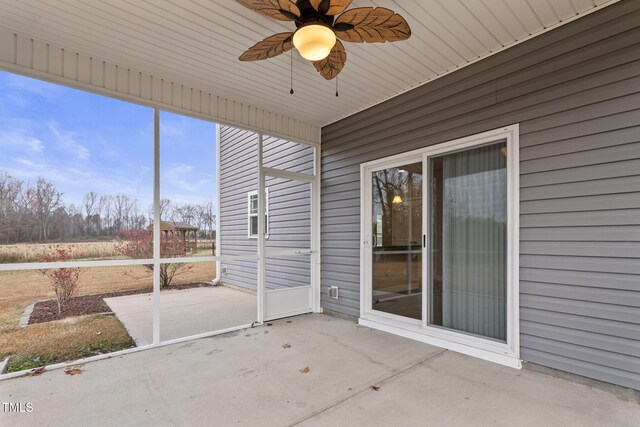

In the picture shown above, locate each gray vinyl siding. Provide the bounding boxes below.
[219,125,313,291]
[320,1,640,390]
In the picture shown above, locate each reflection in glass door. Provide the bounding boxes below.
[371,162,422,320]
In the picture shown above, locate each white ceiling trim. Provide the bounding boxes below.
[0,25,321,145]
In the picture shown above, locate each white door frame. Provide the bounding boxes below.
[256,133,321,322]
[359,125,521,368]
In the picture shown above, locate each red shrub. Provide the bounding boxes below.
[39,247,80,315]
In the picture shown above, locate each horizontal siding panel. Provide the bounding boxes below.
[521,192,640,214]
[324,60,640,161]
[521,347,640,390]
[520,226,640,242]
[521,158,640,187]
[519,108,640,147]
[520,294,640,324]
[520,240,640,258]
[496,47,640,102]
[520,209,640,227]
[321,298,360,318]
[519,89,640,135]
[520,308,640,341]
[521,175,640,201]
[521,255,640,274]
[520,268,640,291]
[521,142,640,175]
[521,281,640,307]
[521,321,640,357]
[520,125,640,159]
[521,335,640,374]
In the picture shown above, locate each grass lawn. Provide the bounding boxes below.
[0,262,216,372]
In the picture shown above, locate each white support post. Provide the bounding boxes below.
[257,133,266,323]
[312,144,322,312]
[215,123,221,279]
[152,108,161,345]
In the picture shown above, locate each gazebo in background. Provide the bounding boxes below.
[147,221,199,254]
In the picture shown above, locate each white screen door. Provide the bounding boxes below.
[257,134,319,322]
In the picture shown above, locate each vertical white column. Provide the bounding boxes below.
[152,109,161,345]
[311,144,321,312]
[257,133,265,323]
[215,123,221,278]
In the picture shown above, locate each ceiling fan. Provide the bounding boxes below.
[236,0,411,81]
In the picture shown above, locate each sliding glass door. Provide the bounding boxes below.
[362,126,517,361]
[370,161,423,320]
[427,141,507,341]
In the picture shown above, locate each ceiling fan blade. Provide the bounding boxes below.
[236,0,301,21]
[239,33,294,61]
[309,0,352,16]
[333,7,411,43]
[313,40,346,80]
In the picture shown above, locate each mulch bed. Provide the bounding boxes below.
[28,282,212,325]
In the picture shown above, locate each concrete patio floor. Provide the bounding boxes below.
[104,285,256,345]
[1,314,638,427]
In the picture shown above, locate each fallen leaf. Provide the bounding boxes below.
[251,321,258,328]
[300,366,310,374]
[264,330,269,334]
[65,367,83,376]
[371,385,380,391]
[267,323,273,326]
[24,367,45,377]
[286,321,292,323]
[282,344,291,349]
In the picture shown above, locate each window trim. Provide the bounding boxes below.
[248,188,269,239]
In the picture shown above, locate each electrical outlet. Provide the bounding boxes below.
[328,286,339,299]
[221,265,228,275]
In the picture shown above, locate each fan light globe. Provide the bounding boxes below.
[293,24,336,61]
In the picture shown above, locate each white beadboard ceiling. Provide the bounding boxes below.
[0,0,615,127]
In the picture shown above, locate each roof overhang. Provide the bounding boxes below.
[0,0,618,145]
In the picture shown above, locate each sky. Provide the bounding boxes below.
[0,70,217,210]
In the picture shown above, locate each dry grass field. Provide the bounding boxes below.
[0,250,216,372]
[0,240,215,263]
[0,241,124,264]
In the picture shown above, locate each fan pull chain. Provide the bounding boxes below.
[290,51,294,95]
[335,75,339,97]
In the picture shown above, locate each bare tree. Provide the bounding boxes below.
[27,178,63,241]
[158,198,173,221]
[0,172,23,243]
[83,191,97,234]
[198,200,215,239]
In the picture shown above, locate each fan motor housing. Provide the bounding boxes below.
[294,0,335,27]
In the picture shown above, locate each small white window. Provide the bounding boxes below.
[248,189,269,238]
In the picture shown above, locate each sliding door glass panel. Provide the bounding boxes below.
[428,141,507,341]
[371,162,422,320]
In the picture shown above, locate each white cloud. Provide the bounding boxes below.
[2,157,145,205]
[165,164,197,192]
[160,119,186,137]
[0,129,44,152]
[6,73,58,99]
[48,121,91,160]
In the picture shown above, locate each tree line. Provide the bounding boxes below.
[0,170,215,244]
